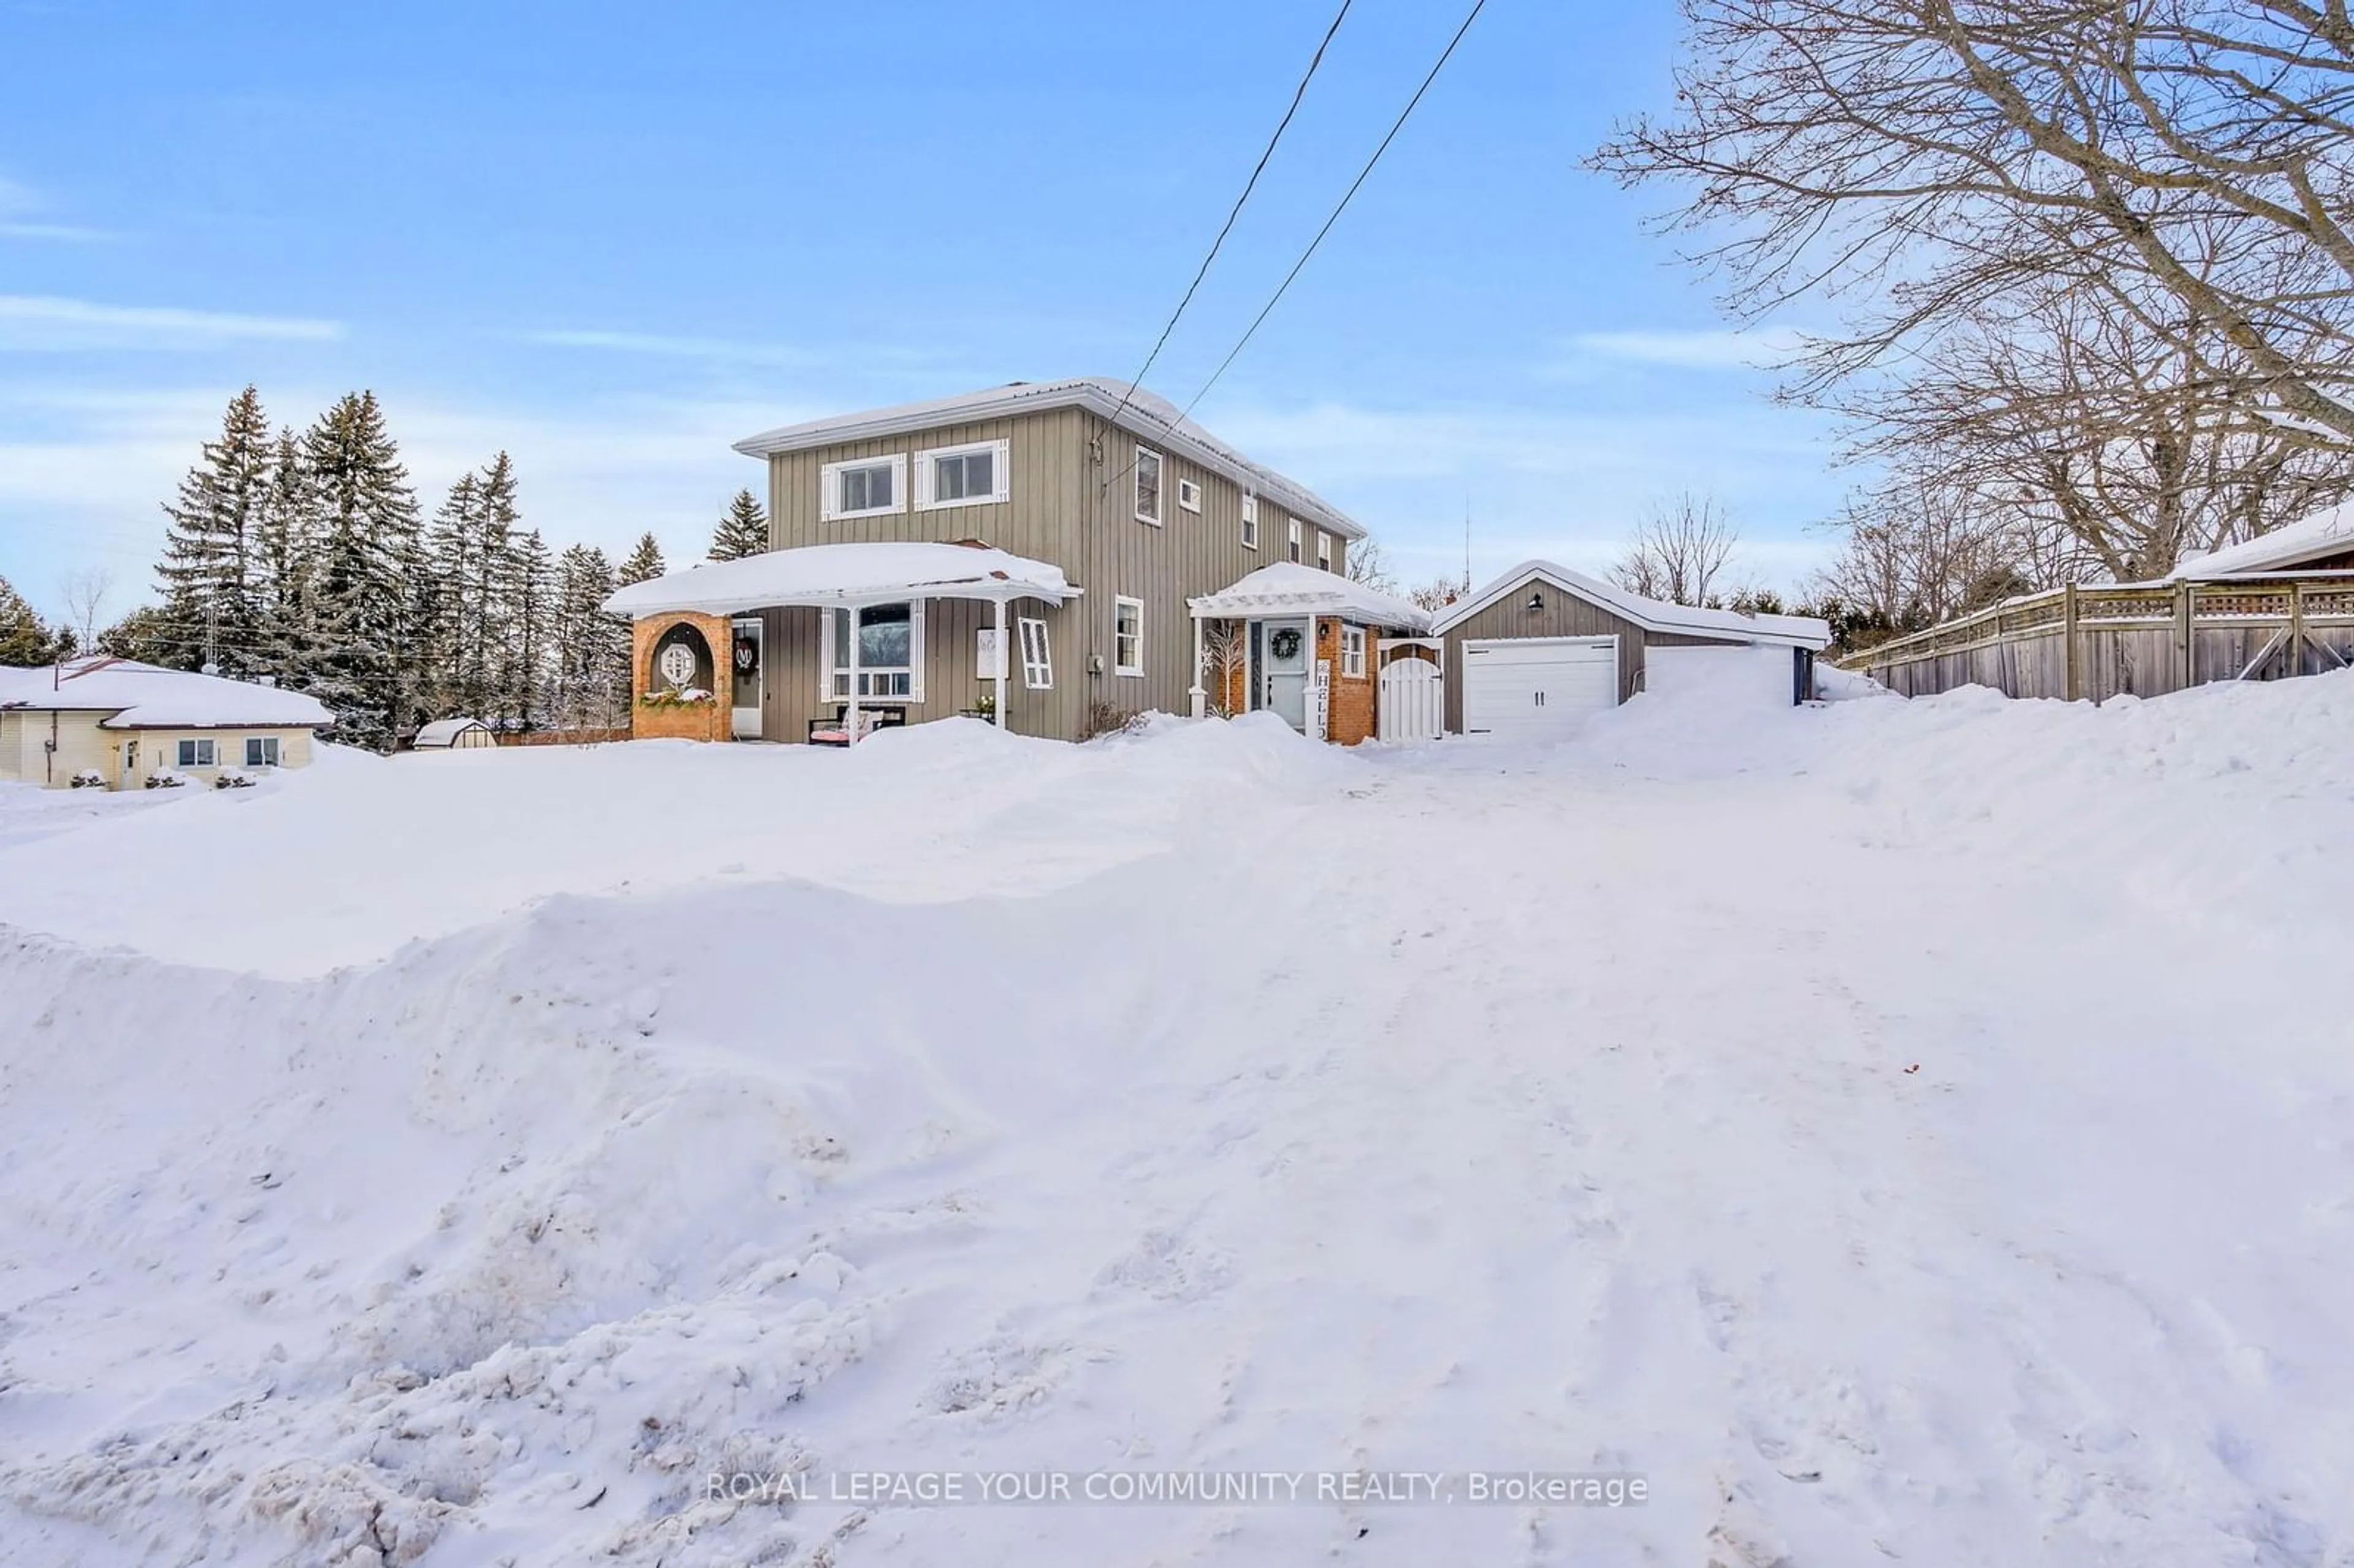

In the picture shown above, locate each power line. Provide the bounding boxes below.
[1178,0,1490,423]
[1098,0,1358,440]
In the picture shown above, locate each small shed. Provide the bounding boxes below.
[413,717,497,751]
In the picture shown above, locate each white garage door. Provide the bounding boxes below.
[1462,636,1619,739]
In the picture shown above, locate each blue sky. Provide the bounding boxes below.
[0,1,1843,625]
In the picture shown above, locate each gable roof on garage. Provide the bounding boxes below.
[1431,560,1830,650]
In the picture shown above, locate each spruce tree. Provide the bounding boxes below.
[422,471,483,717]
[710,489,769,560]
[156,386,273,674]
[249,426,316,680]
[551,543,627,726]
[618,531,666,586]
[0,574,69,665]
[301,390,421,750]
[491,527,552,728]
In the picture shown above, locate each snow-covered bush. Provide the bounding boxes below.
[69,769,106,789]
[143,771,187,790]
[638,687,715,709]
[213,771,257,790]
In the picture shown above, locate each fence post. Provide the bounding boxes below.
[2288,581,2307,679]
[2062,582,2081,702]
[2174,580,2193,691]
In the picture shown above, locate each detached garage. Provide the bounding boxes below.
[1431,560,1830,739]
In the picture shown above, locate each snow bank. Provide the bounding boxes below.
[4,682,2353,1566]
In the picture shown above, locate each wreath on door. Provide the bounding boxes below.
[1270,628,1303,660]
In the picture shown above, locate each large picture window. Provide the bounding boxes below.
[824,601,923,701]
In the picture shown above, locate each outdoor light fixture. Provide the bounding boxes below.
[1526,592,1545,612]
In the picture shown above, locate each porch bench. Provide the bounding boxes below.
[807,708,906,747]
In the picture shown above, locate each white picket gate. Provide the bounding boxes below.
[1377,652,1444,742]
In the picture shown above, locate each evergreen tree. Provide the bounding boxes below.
[97,604,175,664]
[495,528,553,728]
[618,531,666,586]
[301,390,421,750]
[249,426,316,679]
[550,543,627,726]
[156,386,273,674]
[0,574,69,665]
[422,471,484,717]
[709,489,769,561]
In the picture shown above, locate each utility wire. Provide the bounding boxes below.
[1098,0,1358,441]
[1178,0,1489,425]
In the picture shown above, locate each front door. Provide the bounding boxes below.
[1262,618,1311,731]
[730,618,763,739]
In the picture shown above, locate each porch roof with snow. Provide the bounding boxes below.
[1187,562,1434,633]
[603,541,1080,620]
[2169,501,2354,580]
[1430,560,1832,650]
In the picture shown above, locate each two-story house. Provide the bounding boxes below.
[606,377,1435,745]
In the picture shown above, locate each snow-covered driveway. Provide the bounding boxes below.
[1,680,2348,1566]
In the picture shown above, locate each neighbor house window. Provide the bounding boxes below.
[1317,530,1333,571]
[823,601,923,700]
[1133,447,1163,526]
[915,438,1010,509]
[245,736,281,767]
[177,738,216,767]
[1287,519,1303,562]
[1113,596,1145,676]
[1019,617,1053,690]
[1240,493,1259,549]
[820,455,905,521]
[1342,625,1366,678]
[1177,476,1203,513]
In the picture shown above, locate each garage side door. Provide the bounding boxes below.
[1461,636,1619,738]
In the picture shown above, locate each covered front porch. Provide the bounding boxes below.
[604,541,1080,744]
[1187,563,1437,745]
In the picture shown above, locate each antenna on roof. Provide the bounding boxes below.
[1463,489,1472,594]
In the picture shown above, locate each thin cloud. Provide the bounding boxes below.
[519,329,820,368]
[0,296,345,352]
[1563,326,1813,371]
[0,171,113,243]
[0,223,114,243]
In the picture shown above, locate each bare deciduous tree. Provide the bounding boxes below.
[1406,573,1471,612]
[60,567,113,651]
[1611,492,1739,606]
[1200,620,1246,718]
[1592,2,2354,575]
[1343,536,1398,593]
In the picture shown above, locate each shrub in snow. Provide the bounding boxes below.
[143,771,187,790]
[214,771,257,790]
[69,769,105,788]
[639,687,715,709]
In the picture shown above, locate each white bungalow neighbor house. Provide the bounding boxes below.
[0,658,334,789]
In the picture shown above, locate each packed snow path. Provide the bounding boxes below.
[1,679,2348,1566]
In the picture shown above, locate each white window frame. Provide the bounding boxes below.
[820,454,907,522]
[1287,518,1303,563]
[245,736,281,767]
[1019,616,1053,690]
[1176,476,1203,514]
[1341,625,1366,679]
[1317,529,1333,571]
[1133,447,1164,527]
[820,601,926,702]
[914,438,1010,511]
[1240,492,1259,550]
[1113,596,1145,677]
[177,737,216,767]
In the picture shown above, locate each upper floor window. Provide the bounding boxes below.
[1287,519,1303,563]
[1241,493,1259,550]
[916,439,1010,510]
[1317,530,1333,571]
[1177,476,1203,514]
[820,455,905,521]
[1114,596,1145,676]
[1133,447,1164,527]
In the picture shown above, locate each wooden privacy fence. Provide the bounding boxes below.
[1855,574,2354,701]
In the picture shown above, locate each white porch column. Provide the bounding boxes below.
[1188,613,1207,718]
[843,600,862,742]
[992,595,1008,729]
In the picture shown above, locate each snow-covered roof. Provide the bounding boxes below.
[604,541,1078,620]
[1430,560,1832,650]
[1187,561,1433,632]
[0,658,336,729]
[2169,501,2354,579]
[414,717,492,745]
[731,377,1366,542]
